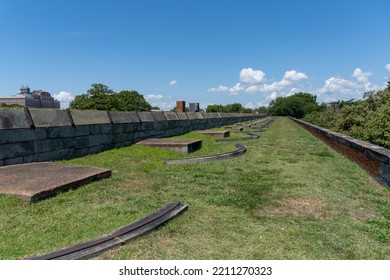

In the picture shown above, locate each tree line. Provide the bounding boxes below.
[69,83,159,111]
[265,82,390,148]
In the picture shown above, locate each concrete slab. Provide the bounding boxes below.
[194,130,230,138]
[70,110,111,125]
[137,112,155,122]
[109,111,140,123]
[136,138,202,154]
[163,112,179,120]
[152,111,167,121]
[0,162,111,202]
[0,109,32,130]
[29,109,72,127]
[224,126,243,132]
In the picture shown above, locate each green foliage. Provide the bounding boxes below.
[69,83,156,111]
[0,103,24,109]
[268,92,320,118]
[303,87,390,148]
[206,103,253,113]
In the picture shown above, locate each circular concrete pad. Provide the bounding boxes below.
[0,162,111,202]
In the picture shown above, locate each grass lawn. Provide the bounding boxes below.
[1,117,389,259]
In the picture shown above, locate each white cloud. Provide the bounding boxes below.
[385,64,390,72]
[53,91,74,102]
[352,68,372,83]
[239,68,265,84]
[53,91,74,108]
[207,83,243,95]
[266,92,278,100]
[208,68,307,96]
[208,85,229,92]
[244,102,265,109]
[316,68,378,102]
[283,70,308,82]
[149,101,176,111]
[169,80,178,86]
[145,94,164,100]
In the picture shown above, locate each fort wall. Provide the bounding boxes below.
[0,108,262,167]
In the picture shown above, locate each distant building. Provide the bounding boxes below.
[0,87,60,109]
[189,102,200,112]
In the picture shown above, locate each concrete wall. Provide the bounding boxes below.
[291,117,390,187]
[0,108,262,167]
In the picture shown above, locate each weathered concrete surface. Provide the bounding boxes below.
[163,112,179,120]
[0,162,111,202]
[136,138,202,154]
[137,112,155,122]
[110,111,140,123]
[194,130,231,138]
[29,109,72,127]
[70,110,111,125]
[0,109,31,130]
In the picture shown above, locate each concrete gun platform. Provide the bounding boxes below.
[194,130,230,138]
[136,138,202,154]
[0,162,112,202]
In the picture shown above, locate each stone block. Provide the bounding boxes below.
[137,112,155,122]
[195,112,203,119]
[366,147,390,164]
[29,109,72,128]
[100,124,113,134]
[0,142,35,160]
[0,109,32,130]
[88,135,107,147]
[140,121,156,131]
[47,126,75,139]
[89,124,101,135]
[75,125,90,136]
[164,112,179,120]
[152,111,166,121]
[186,112,198,119]
[70,110,111,125]
[109,111,140,123]
[176,112,188,120]
[34,138,64,153]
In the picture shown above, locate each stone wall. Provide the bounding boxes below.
[291,117,390,187]
[0,108,262,167]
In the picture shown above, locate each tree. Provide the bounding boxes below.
[268,92,320,118]
[206,104,223,112]
[69,84,157,111]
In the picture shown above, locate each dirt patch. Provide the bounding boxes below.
[265,197,328,218]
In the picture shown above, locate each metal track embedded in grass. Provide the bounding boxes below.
[163,144,246,164]
[28,202,188,260]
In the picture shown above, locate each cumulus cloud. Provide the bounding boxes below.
[208,68,307,95]
[145,94,164,100]
[150,101,176,111]
[169,80,178,86]
[283,70,308,82]
[53,91,74,108]
[316,68,377,102]
[266,92,278,100]
[208,83,243,95]
[239,68,265,84]
[386,64,390,72]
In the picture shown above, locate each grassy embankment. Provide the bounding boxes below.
[1,117,389,259]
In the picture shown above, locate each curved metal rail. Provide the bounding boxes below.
[215,132,259,142]
[163,144,246,164]
[28,202,188,260]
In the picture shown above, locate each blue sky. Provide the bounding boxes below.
[0,0,389,110]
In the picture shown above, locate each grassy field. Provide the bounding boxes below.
[1,117,389,259]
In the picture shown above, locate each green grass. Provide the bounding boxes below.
[1,117,389,259]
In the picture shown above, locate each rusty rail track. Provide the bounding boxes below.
[215,132,259,142]
[163,144,246,164]
[28,202,188,260]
